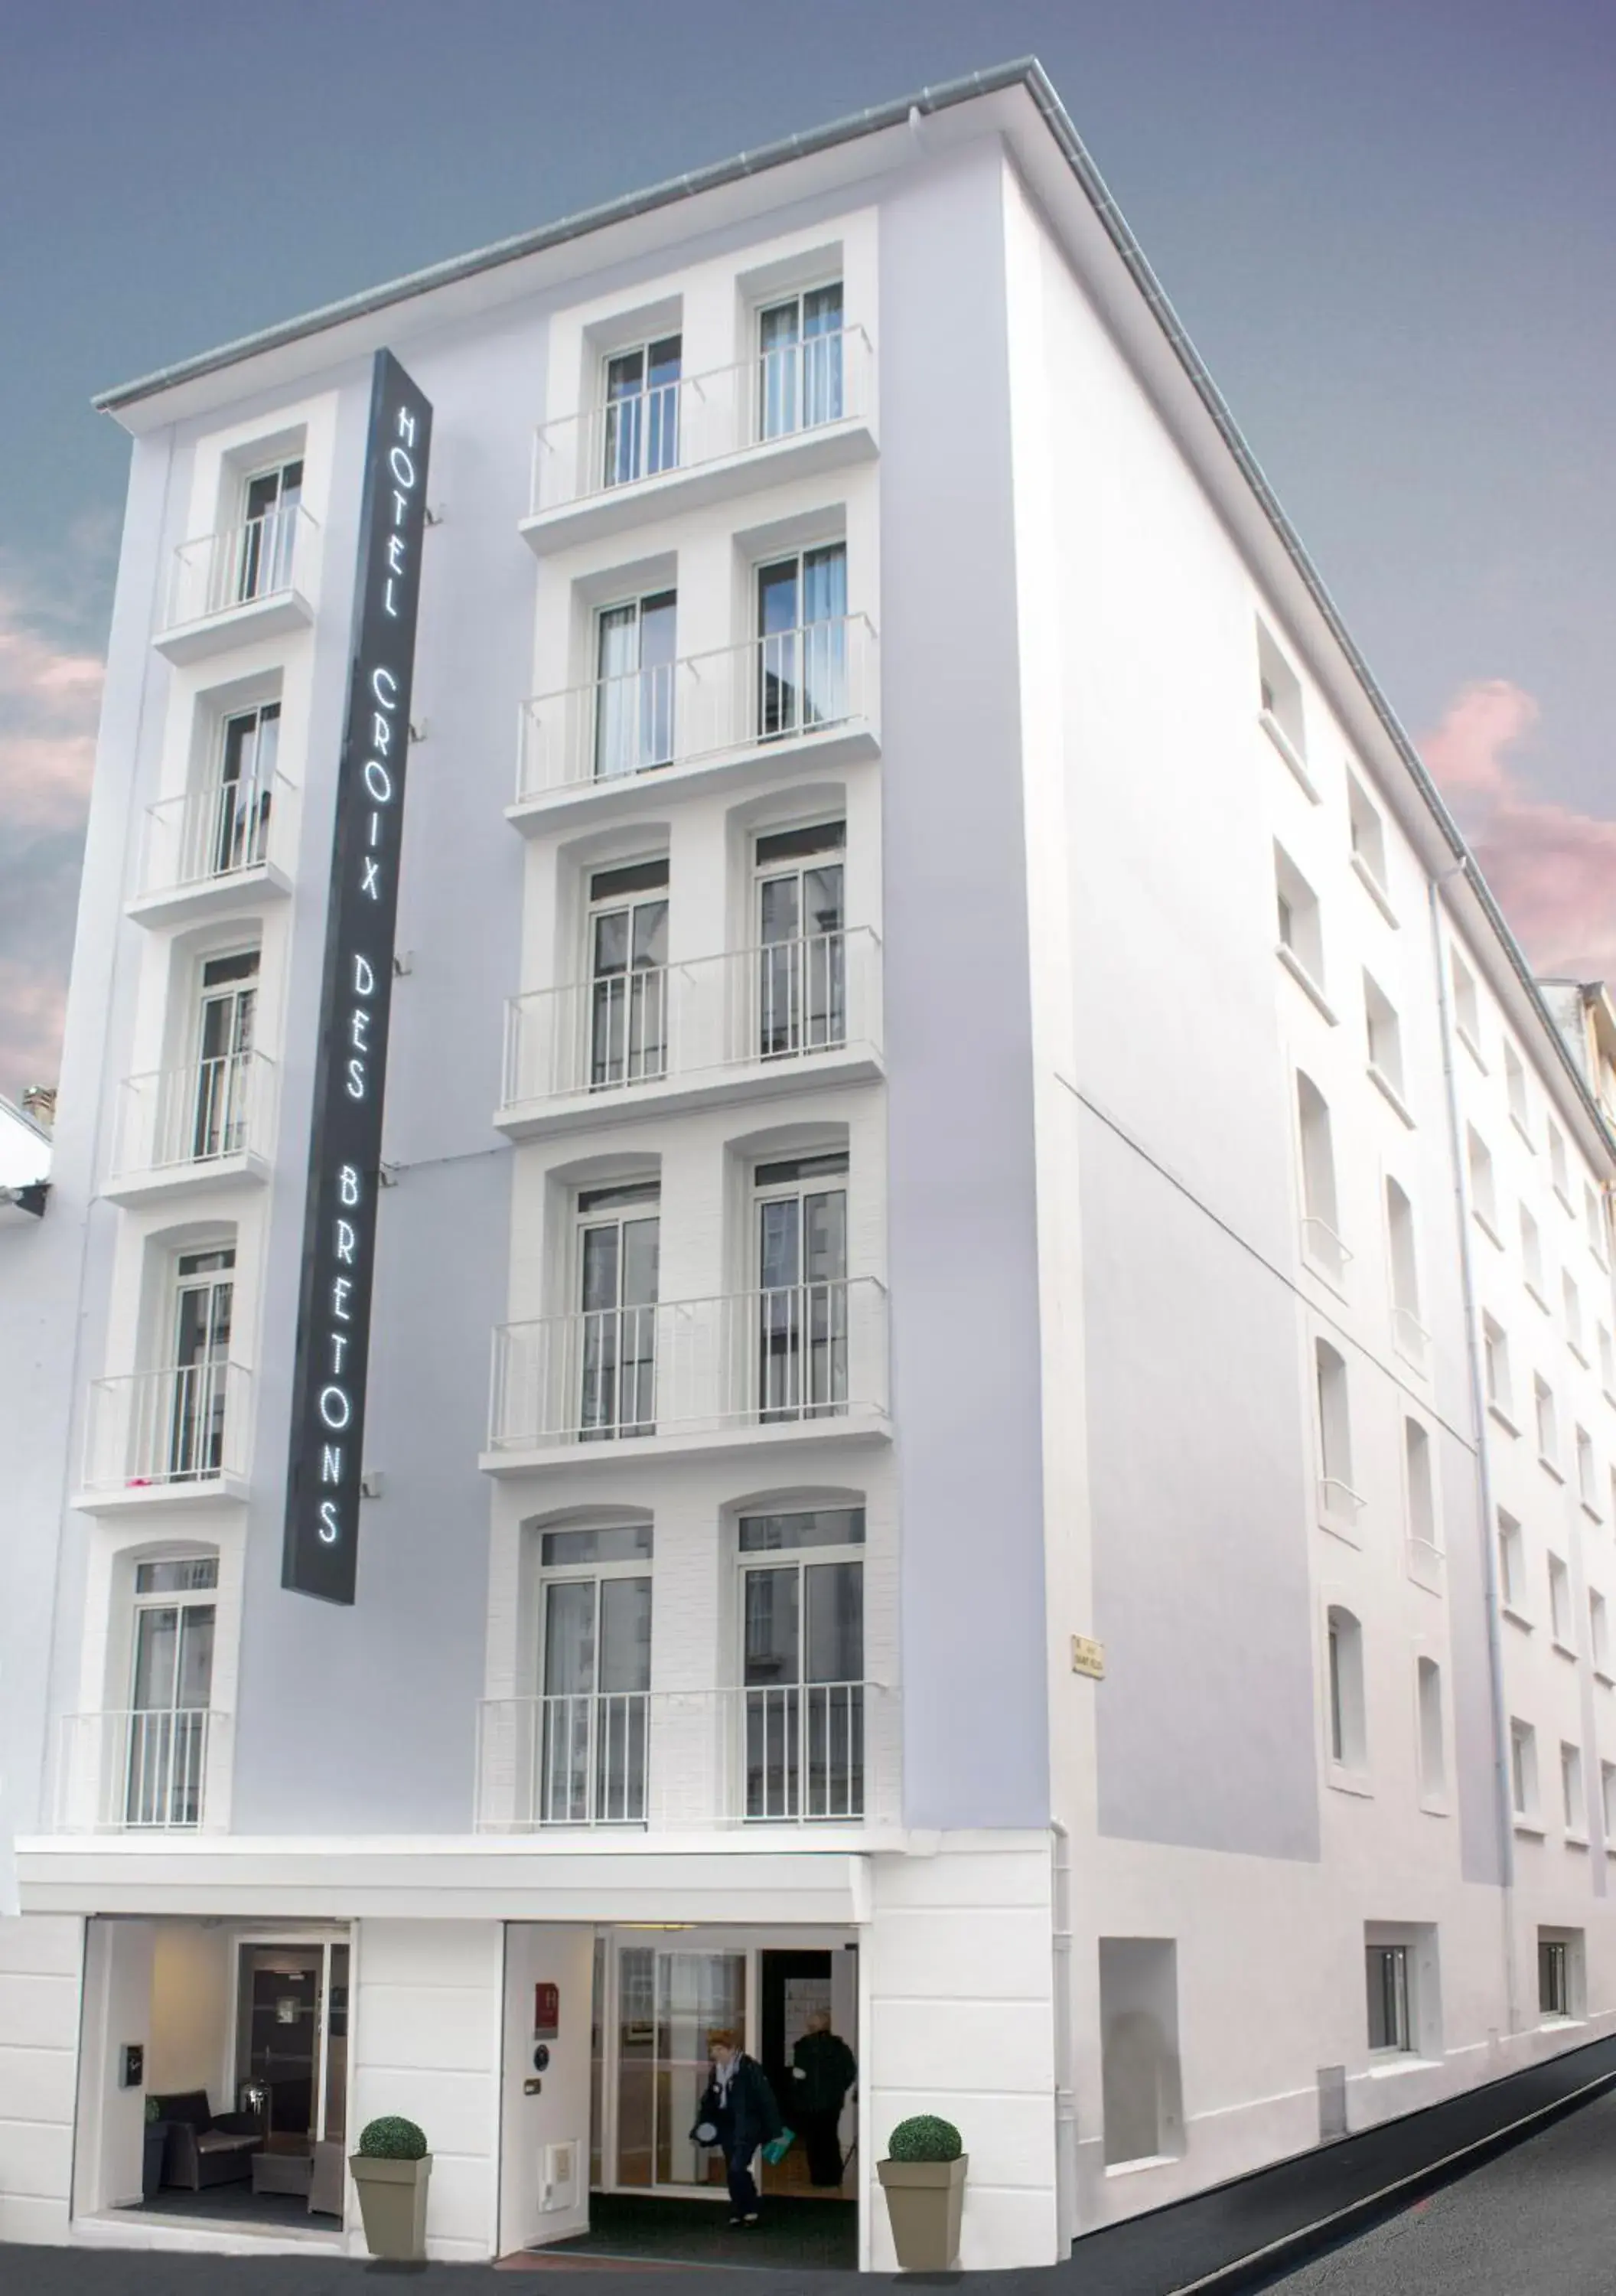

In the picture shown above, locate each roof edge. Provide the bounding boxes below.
[90,57,1044,413]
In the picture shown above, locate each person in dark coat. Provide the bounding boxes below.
[790,2010,856,2186]
[692,2027,782,2226]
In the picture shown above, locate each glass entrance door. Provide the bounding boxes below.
[235,1939,350,2154]
[612,1945,747,2190]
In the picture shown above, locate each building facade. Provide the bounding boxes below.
[2,60,1614,2272]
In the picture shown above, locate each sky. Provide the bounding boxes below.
[2,0,1613,1103]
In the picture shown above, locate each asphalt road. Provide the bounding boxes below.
[1251,2083,1616,2294]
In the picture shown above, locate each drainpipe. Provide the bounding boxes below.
[1050,1821,1077,2250]
[1429,869,1520,2047]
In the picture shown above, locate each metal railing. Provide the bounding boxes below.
[530,328,872,515]
[1392,1303,1430,1371]
[139,770,292,899]
[112,1052,274,1179]
[474,1681,897,1831]
[518,616,875,800]
[55,1707,228,1832]
[165,504,318,631]
[81,1361,251,1493]
[1318,1475,1367,1525]
[501,929,881,1110]
[1301,1215,1352,1286]
[488,1279,888,1453]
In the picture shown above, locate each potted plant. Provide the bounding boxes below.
[350,2115,431,2260]
[141,2095,171,2202]
[877,2115,968,2271]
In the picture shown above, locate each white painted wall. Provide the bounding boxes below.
[0,1914,81,2245]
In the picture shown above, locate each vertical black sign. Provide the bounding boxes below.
[282,350,432,1602]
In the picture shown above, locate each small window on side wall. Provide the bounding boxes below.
[1256,619,1306,764]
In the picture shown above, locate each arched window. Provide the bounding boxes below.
[1297,1075,1346,1281]
[1326,1606,1367,1770]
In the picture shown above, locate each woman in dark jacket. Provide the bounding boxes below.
[692,2027,782,2226]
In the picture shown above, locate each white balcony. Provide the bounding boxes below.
[474,1682,898,1834]
[498,929,882,1138]
[523,328,876,553]
[77,1362,251,1512]
[104,1053,275,1205]
[1300,1215,1352,1289]
[512,616,878,826]
[1392,1304,1430,1375]
[54,1707,230,1834]
[129,770,294,928]
[484,1279,889,1472]
[155,505,318,664]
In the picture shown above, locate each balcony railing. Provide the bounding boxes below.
[488,1279,888,1453]
[138,770,292,902]
[55,1707,228,1832]
[474,1681,897,1831]
[165,504,318,632]
[517,616,875,801]
[112,1052,275,1181]
[1301,1215,1352,1286]
[530,328,872,516]
[501,929,881,1111]
[1392,1303,1430,1371]
[81,1361,251,1494]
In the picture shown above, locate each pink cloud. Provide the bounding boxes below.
[0,957,69,1101]
[1421,680,1616,984]
[0,588,103,833]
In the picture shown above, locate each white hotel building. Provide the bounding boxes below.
[4,58,1616,2273]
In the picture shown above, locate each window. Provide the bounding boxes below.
[1549,1122,1570,1205]
[1497,1510,1527,1615]
[1521,1205,1546,1303]
[1549,1554,1574,1649]
[586,858,669,1088]
[1577,1427,1598,1512]
[602,334,681,488]
[575,1180,660,1440]
[1274,845,1326,993]
[594,590,676,778]
[738,1505,865,1818]
[755,820,846,1057]
[126,1553,219,1829]
[535,1521,653,1825]
[1504,1042,1531,1140]
[1386,1179,1426,1365]
[1538,1934,1574,2020]
[1451,951,1483,1059]
[237,455,303,602]
[1536,1375,1560,1472]
[1364,972,1406,1104]
[1561,1744,1585,1836]
[757,543,849,738]
[1366,1942,1412,2053]
[1326,1605,1367,1769]
[1564,1273,1586,1362]
[1591,1590,1611,1677]
[203,703,279,880]
[1315,1342,1358,1525]
[1586,1182,1608,1266]
[167,1246,235,1480]
[1297,1074,1346,1280]
[754,1151,849,1420]
[1510,1718,1539,1823]
[1483,1316,1514,1424]
[1347,772,1390,900]
[1598,1324,1614,1397]
[1466,1127,1499,1239]
[1416,1657,1446,1801]
[1256,619,1307,768]
[188,949,258,1164]
[1603,1763,1616,1838]
[758,282,844,438]
[1405,1419,1436,1551]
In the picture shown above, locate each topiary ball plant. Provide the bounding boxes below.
[357,2115,428,2160]
[887,2114,963,2163]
